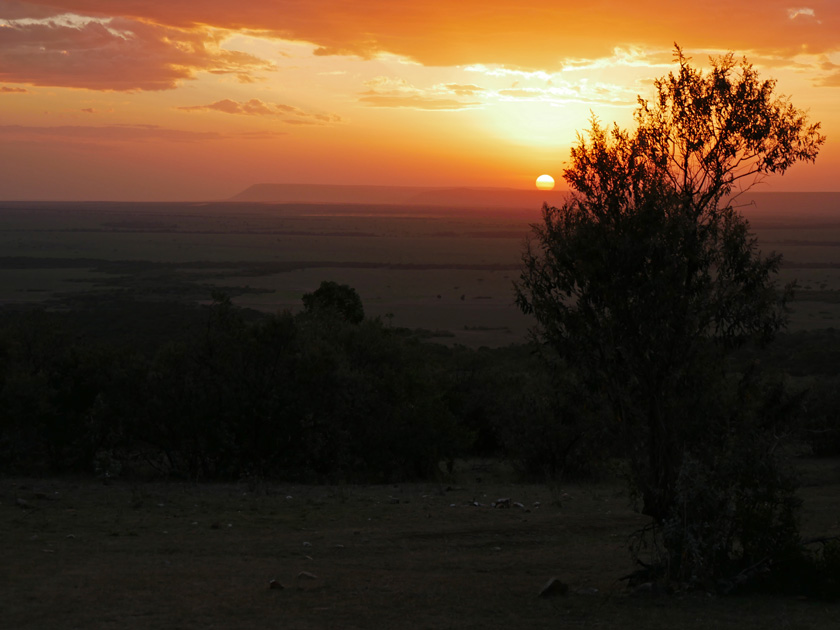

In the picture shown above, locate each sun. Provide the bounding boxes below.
[535,174,555,190]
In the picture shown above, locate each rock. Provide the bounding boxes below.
[15,498,30,509]
[538,577,569,598]
[269,580,284,590]
[297,571,318,580]
[513,502,525,509]
[302,541,312,548]
[495,498,511,509]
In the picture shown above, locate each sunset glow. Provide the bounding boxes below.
[0,1,838,200]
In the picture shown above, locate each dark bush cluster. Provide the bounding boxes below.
[0,284,610,482]
[0,287,469,481]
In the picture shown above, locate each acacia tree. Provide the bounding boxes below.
[516,48,824,584]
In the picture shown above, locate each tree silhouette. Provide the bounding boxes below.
[516,47,824,584]
[302,281,365,324]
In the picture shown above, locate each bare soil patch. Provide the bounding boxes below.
[3,461,839,629]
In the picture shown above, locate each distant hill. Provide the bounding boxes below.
[230,184,840,223]
[230,183,569,209]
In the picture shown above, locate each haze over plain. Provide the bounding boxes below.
[0,1,837,201]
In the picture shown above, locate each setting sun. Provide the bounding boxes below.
[536,174,555,190]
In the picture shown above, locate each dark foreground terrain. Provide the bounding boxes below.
[3,459,839,630]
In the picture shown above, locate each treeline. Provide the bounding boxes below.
[0,284,602,481]
[0,283,838,481]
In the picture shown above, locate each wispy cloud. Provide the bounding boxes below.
[0,85,28,93]
[788,7,817,19]
[178,98,342,123]
[359,77,482,110]
[815,57,840,86]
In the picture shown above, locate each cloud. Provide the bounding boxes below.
[359,94,481,110]
[788,7,817,19]
[359,76,483,110]
[178,98,342,123]
[444,83,484,96]
[815,58,840,86]
[11,0,840,71]
[495,82,634,106]
[1,85,27,92]
[0,13,274,90]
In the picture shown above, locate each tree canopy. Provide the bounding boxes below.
[516,47,825,585]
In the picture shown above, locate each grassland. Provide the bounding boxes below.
[2,199,840,346]
[2,199,840,626]
[3,459,839,629]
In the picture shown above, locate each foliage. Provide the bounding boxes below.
[0,287,470,482]
[302,280,365,324]
[484,350,611,480]
[800,375,840,456]
[515,47,824,586]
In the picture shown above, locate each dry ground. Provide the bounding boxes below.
[3,460,840,629]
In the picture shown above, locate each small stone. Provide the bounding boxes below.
[269,580,284,590]
[538,577,569,598]
[15,498,30,509]
[302,541,312,548]
[513,502,525,509]
[297,571,318,580]
[495,498,511,509]
[575,587,599,596]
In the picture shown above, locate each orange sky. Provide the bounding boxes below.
[1,1,838,200]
